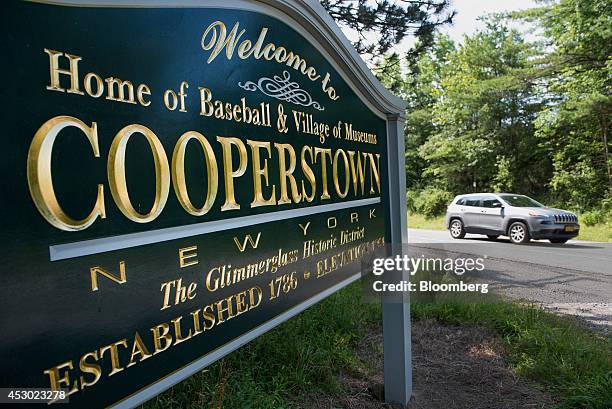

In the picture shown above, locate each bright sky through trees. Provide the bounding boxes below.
[440,0,537,43]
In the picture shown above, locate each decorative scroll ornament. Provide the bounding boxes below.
[238,71,325,111]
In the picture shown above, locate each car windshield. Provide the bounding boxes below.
[500,194,544,208]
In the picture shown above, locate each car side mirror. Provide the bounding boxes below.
[492,202,503,208]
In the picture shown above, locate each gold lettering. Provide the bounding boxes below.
[137,83,151,106]
[237,39,253,59]
[160,280,175,311]
[90,261,126,292]
[172,131,218,216]
[201,21,245,63]
[217,136,248,211]
[249,286,263,308]
[127,332,152,368]
[333,149,350,198]
[99,339,128,376]
[247,140,276,207]
[27,116,106,231]
[78,351,101,390]
[199,87,213,116]
[151,323,173,354]
[300,146,316,202]
[190,309,204,336]
[314,147,332,200]
[348,151,367,195]
[206,268,221,292]
[44,49,84,95]
[235,290,249,315]
[83,72,103,98]
[108,124,170,222]
[275,143,301,204]
[172,316,193,345]
[234,233,262,252]
[215,296,234,324]
[179,246,199,268]
[327,217,337,229]
[44,360,78,394]
[368,153,381,193]
[298,221,311,236]
[105,77,136,104]
[202,305,216,329]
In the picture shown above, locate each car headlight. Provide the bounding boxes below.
[528,211,550,219]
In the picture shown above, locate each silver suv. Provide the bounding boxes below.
[445,193,580,244]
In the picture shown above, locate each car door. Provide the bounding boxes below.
[461,196,482,228]
[480,196,504,232]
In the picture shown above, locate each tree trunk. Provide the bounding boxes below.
[600,113,611,186]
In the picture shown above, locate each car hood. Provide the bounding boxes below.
[511,207,576,216]
[545,207,576,215]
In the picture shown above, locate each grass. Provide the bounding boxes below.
[412,301,612,409]
[577,219,612,242]
[408,212,612,242]
[408,212,446,231]
[142,283,611,409]
[142,283,381,409]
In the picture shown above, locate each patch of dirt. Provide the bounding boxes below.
[408,320,553,409]
[297,320,554,409]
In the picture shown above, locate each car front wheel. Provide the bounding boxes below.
[508,222,530,244]
[449,219,466,239]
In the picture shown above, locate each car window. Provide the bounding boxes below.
[464,196,481,207]
[456,198,466,205]
[482,197,502,208]
[499,194,544,207]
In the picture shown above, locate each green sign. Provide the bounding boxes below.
[0,1,407,407]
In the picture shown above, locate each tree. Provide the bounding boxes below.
[372,0,611,214]
[403,34,455,191]
[417,19,547,197]
[514,0,612,209]
[320,0,455,63]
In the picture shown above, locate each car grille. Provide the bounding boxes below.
[553,213,578,223]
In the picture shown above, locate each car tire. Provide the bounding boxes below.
[487,235,499,240]
[449,219,466,239]
[508,222,530,244]
[549,239,568,244]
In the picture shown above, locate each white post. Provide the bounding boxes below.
[382,113,412,407]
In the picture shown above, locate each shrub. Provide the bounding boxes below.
[581,210,605,226]
[406,190,418,213]
[581,206,612,227]
[407,188,454,218]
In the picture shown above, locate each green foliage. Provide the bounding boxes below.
[409,20,550,196]
[523,0,611,210]
[535,95,611,210]
[491,156,514,192]
[407,212,446,230]
[403,34,456,191]
[376,0,611,212]
[412,302,612,409]
[143,284,380,409]
[407,187,453,217]
[507,0,612,209]
[581,205,612,227]
[145,284,612,409]
[321,0,455,62]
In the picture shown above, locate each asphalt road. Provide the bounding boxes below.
[407,228,612,330]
